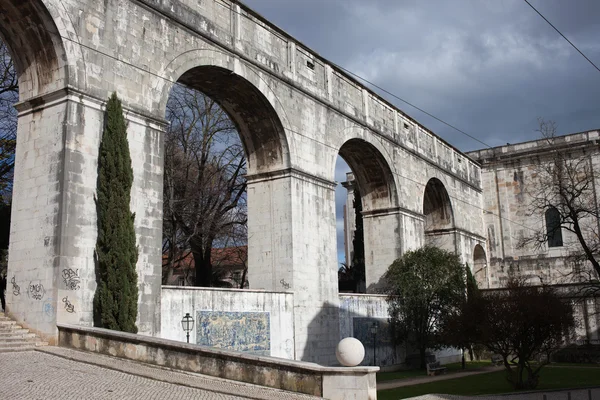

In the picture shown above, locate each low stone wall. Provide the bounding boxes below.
[339,294,461,367]
[57,324,378,399]
[339,294,401,367]
[161,286,295,359]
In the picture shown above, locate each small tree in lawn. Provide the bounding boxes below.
[442,265,484,369]
[384,246,466,369]
[93,92,139,333]
[480,277,575,390]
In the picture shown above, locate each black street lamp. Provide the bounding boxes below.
[370,321,379,366]
[181,312,195,343]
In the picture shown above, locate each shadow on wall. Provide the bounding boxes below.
[304,300,411,367]
[365,274,388,296]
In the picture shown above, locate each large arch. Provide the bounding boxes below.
[162,63,292,285]
[159,49,293,175]
[338,138,397,212]
[159,61,302,299]
[337,138,400,292]
[175,66,289,174]
[0,0,69,100]
[423,177,456,251]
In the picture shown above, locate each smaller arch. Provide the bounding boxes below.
[473,244,487,288]
[338,138,397,212]
[423,178,454,232]
[422,177,455,250]
[545,207,563,248]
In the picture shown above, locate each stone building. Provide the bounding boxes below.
[467,130,600,343]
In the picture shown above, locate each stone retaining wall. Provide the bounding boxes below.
[57,323,378,399]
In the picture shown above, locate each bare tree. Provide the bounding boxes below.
[162,84,247,287]
[479,277,575,390]
[0,40,18,202]
[519,119,600,294]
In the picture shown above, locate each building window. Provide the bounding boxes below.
[178,276,185,286]
[545,207,563,247]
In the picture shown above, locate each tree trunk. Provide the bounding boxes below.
[419,347,427,370]
[193,248,212,287]
[239,266,247,289]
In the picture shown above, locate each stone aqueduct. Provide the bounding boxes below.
[1,0,485,363]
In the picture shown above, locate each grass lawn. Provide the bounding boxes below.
[377,361,491,382]
[378,366,600,400]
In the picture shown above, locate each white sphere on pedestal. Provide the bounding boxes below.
[335,337,365,367]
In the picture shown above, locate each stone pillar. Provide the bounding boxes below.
[363,209,402,292]
[7,88,163,341]
[247,168,340,365]
[7,90,71,341]
[341,173,356,267]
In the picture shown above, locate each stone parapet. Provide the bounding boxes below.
[58,323,379,400]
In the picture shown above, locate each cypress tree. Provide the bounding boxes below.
[93,92,138,333]
[351,189,366,291]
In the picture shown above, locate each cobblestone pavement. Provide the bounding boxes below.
[377,366,501,390]
[0,349,322,400]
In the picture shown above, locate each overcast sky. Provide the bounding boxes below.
[242,0,600,264]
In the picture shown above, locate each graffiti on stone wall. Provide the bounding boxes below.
[43,298,55,319]
[61,268,81,290]
[27,281,45,300]
[10,276,20,296]
[196,311,270,355]
[279,279,290,290]
[62,296,75,313]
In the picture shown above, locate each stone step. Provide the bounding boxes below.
[0,344,37,352]
[0,314,47,349]
[0,324,21,332]
[0,329,30,336]
[0,335,37,342]
[0,341,36,349]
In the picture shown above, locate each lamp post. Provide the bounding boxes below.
[181,313,194,343]
[370,321,379,366]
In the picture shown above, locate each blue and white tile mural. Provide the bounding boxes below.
[196,311,271,355]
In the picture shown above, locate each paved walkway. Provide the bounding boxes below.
[0,348,322,399]
[377,366,502,390]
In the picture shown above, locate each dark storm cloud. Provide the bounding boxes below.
[242,0,600,262]
[243,0,600,150]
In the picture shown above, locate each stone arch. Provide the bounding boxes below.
[0,0,70,100]
[337,137,399,293]
[159,50,291,174]
[423,177,455,250]
[473,244,487,288]
[338,138,397,212]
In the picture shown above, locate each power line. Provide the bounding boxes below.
[330,63,493,149]
[225,5,494,150]
[523,0,600,74]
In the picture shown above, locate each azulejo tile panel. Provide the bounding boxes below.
[196,311,271,355]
